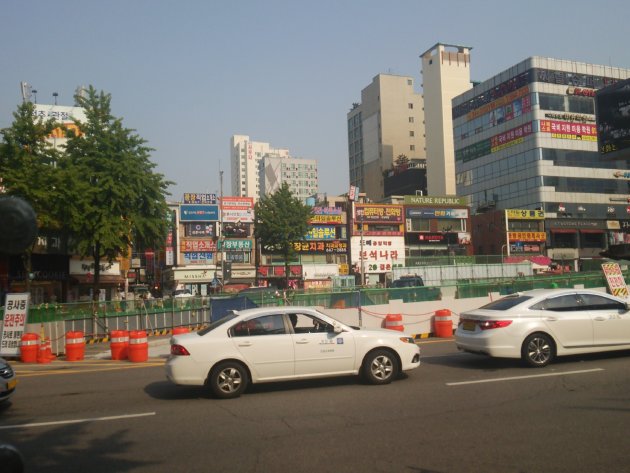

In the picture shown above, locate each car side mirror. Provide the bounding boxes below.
[333,322,343,334]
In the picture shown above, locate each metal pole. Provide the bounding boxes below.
[219,170,224,292]
[504,210,511,257]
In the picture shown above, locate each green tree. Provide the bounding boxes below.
[254,182,311,289]
[0,101,64,290]
[63,86,172,303]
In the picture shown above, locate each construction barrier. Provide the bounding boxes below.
[128,330,148,363]
[384,313,404,332]
[110,330,129,360]
[37,337,52,364]
[172,327,190,335]
[65,331,85,361]
[20,333,39,363]
[434,309,453,338]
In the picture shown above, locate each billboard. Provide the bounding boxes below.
[221,197,254,223]
[180,204,219,221]
[596,78,630,160]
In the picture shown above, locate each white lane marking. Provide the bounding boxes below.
[446,368,604,386]
[0,412,156,430]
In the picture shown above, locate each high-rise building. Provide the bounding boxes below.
[420,43,473,196]
[230,135,289,201]
[260,155,318,202]
[347,74,426,202]
[453,57,630,262]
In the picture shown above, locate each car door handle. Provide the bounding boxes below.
[544,316,558,322]
[237,341,252,347]
[295,339,309,344]
[593,316,607,321]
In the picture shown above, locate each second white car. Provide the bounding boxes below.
[455,288,630,367]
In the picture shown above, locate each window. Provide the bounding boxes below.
[409,117,414,123]
[231,314,287,337]
[407,79,412,86]
[410,145,415,151]
[289,313,335,334]
[408,103,414,109]
[579,294,626,311]
[409,131,415,137]
[536,294,581,311]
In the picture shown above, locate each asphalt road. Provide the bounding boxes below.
[3,339,630,473]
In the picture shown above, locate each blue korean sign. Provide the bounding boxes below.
[180,204,219,222]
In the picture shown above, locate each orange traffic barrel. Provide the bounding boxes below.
[172,326,190,335]
[384,313,404,331]
[434,309,453,338]
[110,330,129,360]
[20,333,39,363]
[37,337,51,364]
[128,330,148,363]
[65,331,85,361]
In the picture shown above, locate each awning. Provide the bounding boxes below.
[579,229,605,233]
[550,228,577,233]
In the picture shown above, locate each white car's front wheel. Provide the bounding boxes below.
[362,349,399,385]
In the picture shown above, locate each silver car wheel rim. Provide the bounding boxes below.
[371,355,393,380]
[217,367,242,393]
[527,337,551,365]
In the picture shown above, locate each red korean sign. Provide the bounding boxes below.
[0,293,30,356]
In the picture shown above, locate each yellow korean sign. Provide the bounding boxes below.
[505,209,545,220]
[508,231,547,242]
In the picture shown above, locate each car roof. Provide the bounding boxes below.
[508,288,626,303]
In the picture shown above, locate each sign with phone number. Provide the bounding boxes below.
[0,293,30,356]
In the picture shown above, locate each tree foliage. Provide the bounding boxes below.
[62,86,173,299]
[253,182,311,287]
[0,101,63,230]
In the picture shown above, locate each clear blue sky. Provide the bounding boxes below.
[2,0,629,201]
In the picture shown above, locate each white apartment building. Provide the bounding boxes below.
[230,134,290,201]
[420,43,473,196]
[347,74,426,202]
[260,155,318,202]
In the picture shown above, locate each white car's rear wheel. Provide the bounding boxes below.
[209,361,249,399]
[522,333,554,368]
[362,349,399,384]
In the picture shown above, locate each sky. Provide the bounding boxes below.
[2,0,630,202]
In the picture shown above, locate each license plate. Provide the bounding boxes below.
[462,321,476,331]
[7,379,17,390]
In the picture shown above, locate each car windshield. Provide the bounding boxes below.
[197,312,240,335]
[477,294,533,311]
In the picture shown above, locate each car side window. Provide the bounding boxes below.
[290,313,334,334]
[541,294,582,311]
[231,314,286,337]
[578,294,626,311]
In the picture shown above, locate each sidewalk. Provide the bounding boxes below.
[81,334,173,360]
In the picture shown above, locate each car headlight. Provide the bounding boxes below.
[399,336,415,344]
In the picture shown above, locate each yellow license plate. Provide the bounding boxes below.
[7,379,17,390]
[463,321,476,331]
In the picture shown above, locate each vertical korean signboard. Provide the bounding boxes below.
[0,293,30,356]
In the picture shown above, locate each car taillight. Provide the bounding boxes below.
[477,320,513,330]
[170,344,190,356]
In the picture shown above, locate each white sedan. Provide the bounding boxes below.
[455,288,630,367]
[165,306,420,398]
